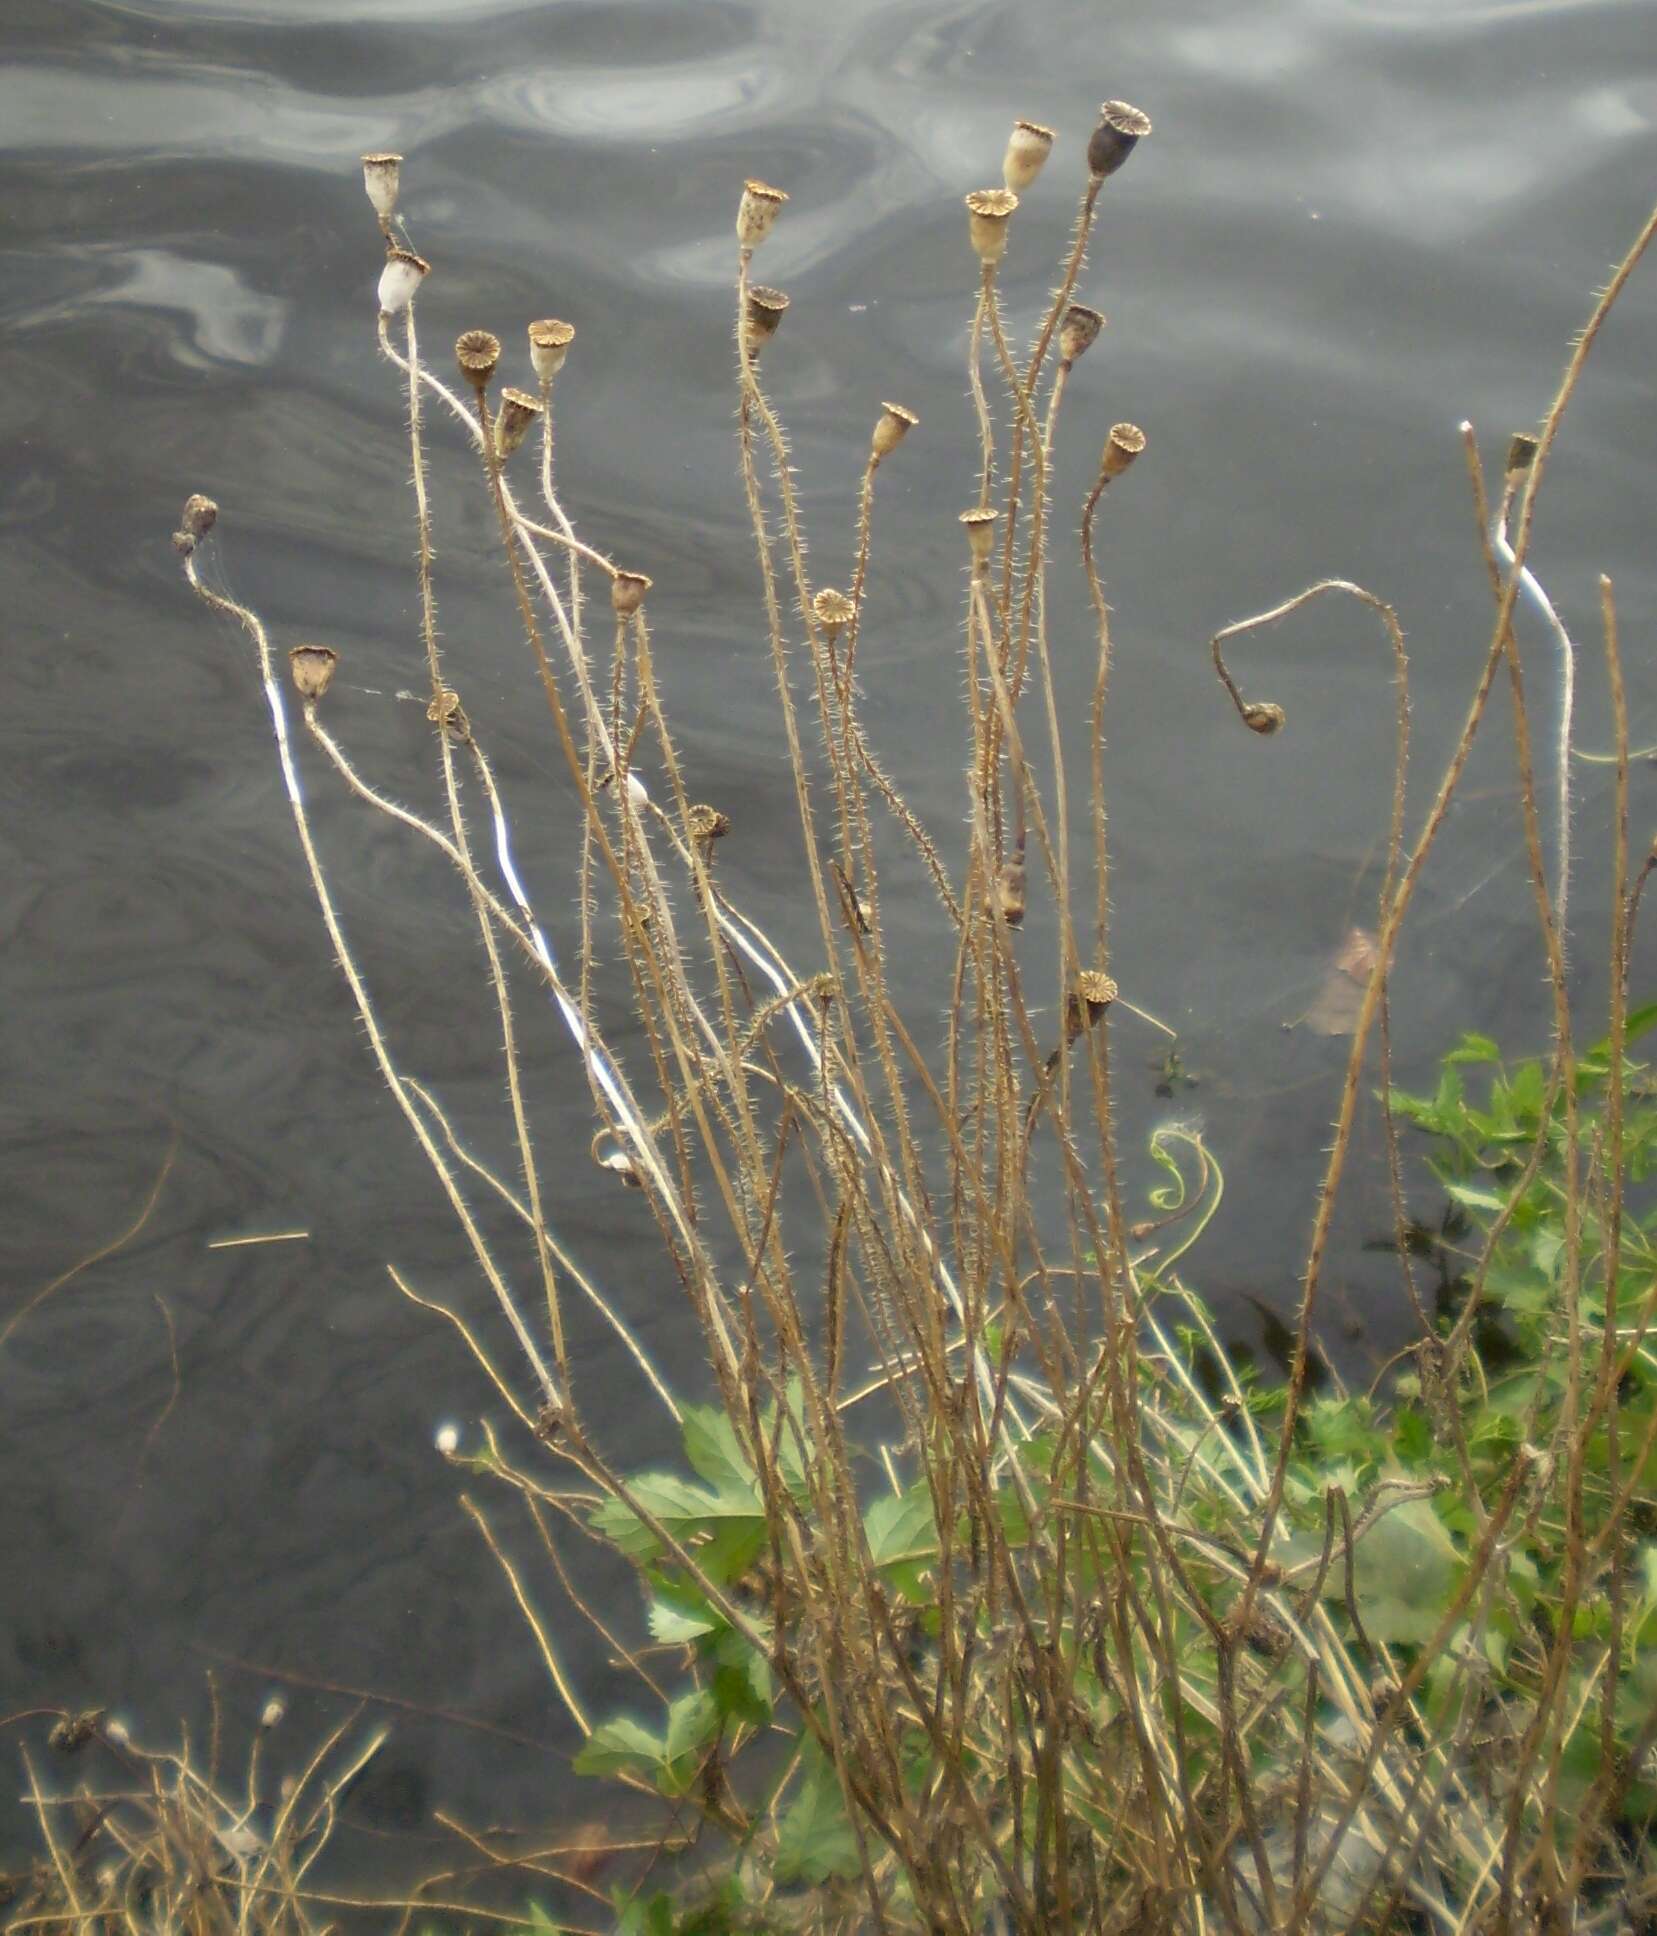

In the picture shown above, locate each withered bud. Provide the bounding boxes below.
[871,401,918,465]
[960,506,1000,572]
[744,284,790,352]
[455,328,501,389]
[1505,431,1540,480]
[995,857,1027,927]
[808,972,836,1005]
[611,570,652,618]
[1059,303,1106,365]
[1242,702,1285,736]
[813,587,856,636]
[965,187,1019,265]
[1002,119,1055,193]
[172,492,218,553]
[495,387,542,457]
[528,317,574,382]
[427,687,471,740]
[288,643,339,701]
[1101,421,1147,479]
[737,179,788,249]
[361,152,403,219]
[377,247,429,315]
[1088,100,1152,179]
[686,803,731,844]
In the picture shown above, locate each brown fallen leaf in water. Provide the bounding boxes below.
[1305,925,1379,1036]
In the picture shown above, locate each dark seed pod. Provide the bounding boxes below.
[1059,303,1105,365]
[288,643,339,701]
[455,328,501,389]
[686,803,731,843]
[871,401,918,465]
[1088,100,1152,179]
[1242,702,1285,736]
[1101,422,1147,479]
[495,387,543,458]
[611,570,652,618]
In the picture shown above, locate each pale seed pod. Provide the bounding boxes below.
[528,317,574,381]
[593,1131,643,1187]
[813,587,855,637]
[960,506,999,572]
[1002,119,1055,193]
[1088,100,1152,179]
[736,179,788,248]
[259,1696,288,1732]
[744,284,789,352]
[433,1422,460,1456]
[611,570,652,618]
[871,401,918,465]
[1101,421,1147,479]
[288,643,339,701]
[361,152,403,220]
[686,803,731,843]
[495,386,542,457]
[455,328,501,390]
[965,187,1019,265]
[377,247,429,315]
[1242,701,1286,736]
[1059,303,1105,365]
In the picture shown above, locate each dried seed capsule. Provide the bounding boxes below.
[1059,303,1105,365]
[813,587,855,637]
[611,570,652,618]
[1505,431,1540,481]
[1087,100,1152,179]
[736,179,788,248]
[1066,968,1119,1038]
[744,284,790,352]
[427,687,471,740]
[1101,421,1147,478]
[965,187,1019,265]
[377,247,429,315]
[288,643,339,701]
[361,152,402,220]
[686,803,731,843]
[995,856,1027,927]
[455,328,501,389]
[528,317,574,381]
[1242,702,1285,736]
[871,401,918,465]
[1002,119,1055,193]
[495,387,542,457]
[960,506,999,572]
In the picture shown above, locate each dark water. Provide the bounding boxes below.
[5,0,1655,1895]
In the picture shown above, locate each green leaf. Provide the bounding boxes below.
[865,1486,938,1567]
[1445,1033,1501,1065]
[664,1688,721,1765]
[775,1749,861,1884]
[647,1588,720,1646]
[1393,1406,1432,1465]
[1445,1180,1508,1215]
[680,1406,757,1498]
[573,1716,664,1781]
[1324,1497,1463,1646]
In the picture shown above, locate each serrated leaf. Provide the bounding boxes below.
[664,1689,721,1764]
[774,1751,861,1884]
[573,1716,664,1781]
[647,1592,719,1646]
[865,1486,938,1567]
[1323,1496,1462,1646]
[1445,1033,1501,1065]
[680,1406,757,1499]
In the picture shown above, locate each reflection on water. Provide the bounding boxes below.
[4,0,1653,1881]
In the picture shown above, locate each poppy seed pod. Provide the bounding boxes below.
[455,328,501,390]
[1088,100,1152,179]
[960,506,999,572]
[377,248,429,315]
[686,803,731,843]
[813,587,855,637]
[427,687,471,740]
[611,570,652,618]
[288,643,339,702]
[528,317,574,381]
[1067,968,1118,1037]
[361,152,402,220]
[173,492,218,552]
[744,284,790,352]
[1505,431,1540,481]
[1002,119,1055,193]
[495,387,542,457]
[1059,303,1105,365]
[1101,421,1147,479]
[1242,701,1286,736]
[965,187,1019,265]
[871,401,918,465]
[995,855,1027,927]
[737,179,788,248]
